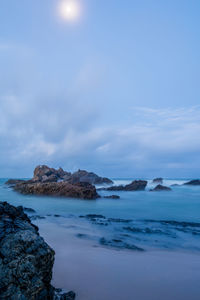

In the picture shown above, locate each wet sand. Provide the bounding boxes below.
[39,221,200,300]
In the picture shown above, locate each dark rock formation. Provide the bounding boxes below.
[67,169,113,185]
[152,177,163,184]
[150,184,171,191]
[14,181,99,200]
[0,201,75,300]
[6,165,113,199]
[104,195,120,199]
[183,179,200,186]
[106,180,147,191]
[33,165,71,183]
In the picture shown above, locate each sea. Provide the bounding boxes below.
[0,178,200,300]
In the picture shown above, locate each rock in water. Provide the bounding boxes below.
[106,180,147,191]
[150,184,172,191]
[14,181,99,200]
[183,179,200,186]
[152,177,163,184]
[0,201,75,300]
[67,169,113,185]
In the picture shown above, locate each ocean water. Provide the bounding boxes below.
[0,178,200,252]
[1,178,200,299]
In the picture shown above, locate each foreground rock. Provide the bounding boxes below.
[150,184,172,191]
[183,179,200,186]
[152,177,163,184]
[14,181,99,200]
[0,201,75,300]
[106,180,147,191]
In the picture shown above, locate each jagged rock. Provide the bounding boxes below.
[152,177,163,184]
[67,169,113,185]
[0,201,75,300]
[106,180,147,191]
[183,179,200,186]
[14,181,99,200]
[150,184,171,191]
[33,165,71,183]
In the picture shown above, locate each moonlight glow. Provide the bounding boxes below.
[58,0,81,21]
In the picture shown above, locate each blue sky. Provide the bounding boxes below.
[0,0,200,178]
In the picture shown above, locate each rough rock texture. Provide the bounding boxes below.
[0,201,75,300]
[183,179,200,186]
[150,184,172,191]
[67,169,113,185]
[33,165,71,183]
[106,180,147,191]
[6,165,111,199]
[152,177,163,184]
[14,181,99,200]
[32,165,112,185]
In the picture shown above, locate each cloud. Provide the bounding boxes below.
[0,42,200,178]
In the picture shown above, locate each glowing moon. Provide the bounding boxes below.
[58,0,81,21]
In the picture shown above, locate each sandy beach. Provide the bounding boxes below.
[39,221,200,300]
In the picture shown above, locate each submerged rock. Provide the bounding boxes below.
[14,181,99,200]
[106,180,147,191]
[183,179,200,186]
[104,195,120,199]
[0,201,75,300]
[150,184,171,191]
[152,177,163,184]
[99,237,144,251]
[5,179,26,186]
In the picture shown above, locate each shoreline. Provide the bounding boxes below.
[39,221,200,300]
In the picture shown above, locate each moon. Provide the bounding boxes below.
[58,0,81,22]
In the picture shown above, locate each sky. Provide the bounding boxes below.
[0,0,200,178]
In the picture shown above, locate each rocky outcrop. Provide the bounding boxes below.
[33,165,71,183]
[106,180,147,191]
[152,177,163,184]
[183,179,200,186]
[31,165,113,185]
[14,181,99,200]
[6,165,102,200]
[0,201,75,300]
[67,169,113,185]
[150,184,171,191]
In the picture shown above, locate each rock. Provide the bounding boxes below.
[99,237,144,251]
[0,201,75,299]
[104,195,120,199]
[23,207,36,213]
[150,184,172,191]
[106,180,147,191]
[14,181,99,200]
[152,177,163,184]
[183,179,200,186]
[33,165,71,183]
[67,169,113,185]
[5,179,26,186]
